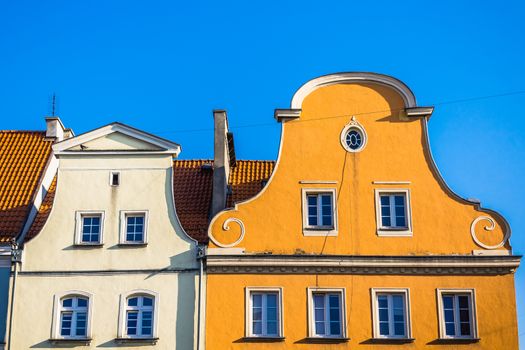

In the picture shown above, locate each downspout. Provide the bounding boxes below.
[196,246,205,350]
[6,242,20,350]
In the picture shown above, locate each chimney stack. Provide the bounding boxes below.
[210,110,234,219]
[45,117,67,142]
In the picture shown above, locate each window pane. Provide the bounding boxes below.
[330,321,341,335]
[266,294,277,308]
[308,216,318,226]
[458,296,469,309]
[62,298,73,307]
[460,322,471,336]
[394,195,405,206]
[444,309,454,323]
[75,312,87,336]
[253,308,262,321]
[142,297,153,307]
[267,307,277,322]
[252,294,262,308]
[127,311,138,335]
[252,321,262,335]
[394,322,405,336]
[380,196,390,206]
[378,308,388,322]
[379,322,389,335]
[381,216,391,227]
[77,298,88,308]
[128,297,138,306]
[392,295,404,309]
[393,308,404,322]
[396,216,406,227]
[377,296,388,308]
[321,195,331,206]
[459,309,470,323]
[321,214,332,226]
[60,312,72,336]
[267,321,277,335]
[445,322,455,336]
[307,196,317,206]
[315,321,325,335]
[443,295,453,309]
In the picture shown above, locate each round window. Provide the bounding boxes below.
[340,119,367,152]
[345,129,363,150]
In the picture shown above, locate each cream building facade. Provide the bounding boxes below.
[9,122,202,349]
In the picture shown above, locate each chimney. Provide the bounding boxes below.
[210,110,235,218]
[45,117,67,142]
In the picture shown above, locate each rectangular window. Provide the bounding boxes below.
[120,211,148,245]
[75,211,104,245]
[302,189,338,236]
[54,294,91,339]
[110,171,120,186]
[308,288,346,338]
[375,189,412,236]
[438,290,477,339]
[372,289,411,339]
[81,216,101,243]
[246,288,282,338]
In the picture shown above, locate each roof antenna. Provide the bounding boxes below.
[49,93,58,116]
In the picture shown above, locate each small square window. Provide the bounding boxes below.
[110,171,120,186]
[371,288,411,339]
[75,211,104,245]
[375,189,412,236]
[120,211,148,245]
[437,289,477,339]
[245,288,283,338]
[308,288,346,338]
[302,189,338,236]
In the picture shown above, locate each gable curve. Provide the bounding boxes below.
[291,72,417,109]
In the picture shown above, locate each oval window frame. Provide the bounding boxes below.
[340,121,367,153]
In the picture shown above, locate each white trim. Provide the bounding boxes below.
[52,122,181,155]
[307,287,347,338]
[208,218,246,248]
[470,216,510,250]
[109,171,120,186]
[290,72,417,109]
[374,189,412,237]
[51,290,93,340]
[301,188,338,236]
[436,289,478,340]
[299,180,338,184]
[245,287,284,338]
[371,288,412,339]
[118,289,159,339]
[340,117,367,153]
[74,211,105,245]
[372,181,411,185]
[119,210,149,245]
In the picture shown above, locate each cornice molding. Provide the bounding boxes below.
[205,254,520,275]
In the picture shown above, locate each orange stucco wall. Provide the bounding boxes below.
[206,273,518,349]
[209,83,509,255]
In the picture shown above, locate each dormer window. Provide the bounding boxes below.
[110,172,120,186]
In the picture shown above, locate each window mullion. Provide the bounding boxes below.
[390,196,396,227]
[262,294,267,336]
[325,294,330,336]
[71,310,77,337]
[317,195,322,227]
[454,296,460,337]
[388,295,394,337]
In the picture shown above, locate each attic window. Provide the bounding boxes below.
[110,172,120,186]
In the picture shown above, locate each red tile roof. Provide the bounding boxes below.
[0,131,53,243]
[173,160,274,243]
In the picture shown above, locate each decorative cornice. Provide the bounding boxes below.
[205,254,520,275]
[274,109,301,122]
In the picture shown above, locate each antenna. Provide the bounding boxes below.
[51,93,57,116]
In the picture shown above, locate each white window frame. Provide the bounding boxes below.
[74,211,105,245]
[51,291,93,340]
[109,171,121,186]
[118,290,159,339]
[437,289,478,340]
[307,287,347,338]
[374,189,412,237]
[119,210,149,245]
[301,188,338,236]
[245,287,284,338]
[371,288,412,339]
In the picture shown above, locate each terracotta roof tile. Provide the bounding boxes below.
[173,160,214,243]
[25,176,56,242]
[0,131,53,243]
[173,160,274,243]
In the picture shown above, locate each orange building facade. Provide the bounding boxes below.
[205,73,521,349]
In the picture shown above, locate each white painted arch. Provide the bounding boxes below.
[290,72,417,109]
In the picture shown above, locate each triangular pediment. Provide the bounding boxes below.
[52,122,180,155]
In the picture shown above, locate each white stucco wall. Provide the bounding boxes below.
[11,138,200,349]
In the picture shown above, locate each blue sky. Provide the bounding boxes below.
[2,0,524,343]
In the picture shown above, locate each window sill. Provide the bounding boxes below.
[49,338,91,345]
[376,229,412,237]
[300,337,350,343]
[303,228,338,237]
[367,337,415,344]
[74,243,104,248]
[117,243,148,247]
[241,336,285,342]
[115,337,159,345]
[430,338,480,344]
